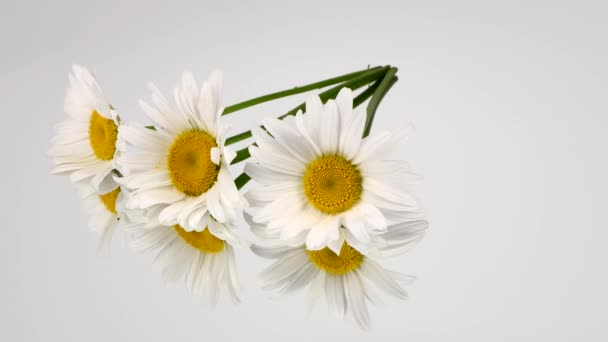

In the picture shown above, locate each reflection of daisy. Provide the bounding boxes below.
[251,219,428,329]
[125,214,246,302]
[49,65,119,194]
[245,88,424,252]
[78,183,124,248]
[116,70,246,231]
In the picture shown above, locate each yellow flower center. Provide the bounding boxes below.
[167,130,219,197]
[307,242,364,275]
[303,154,362,214]
[173,225,225,254]
[99,187,120,214]
[89,110,118,160]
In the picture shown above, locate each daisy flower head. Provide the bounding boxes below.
[250,217,428,329]
[49,65,120,194]
[245,87,425,253]
[116,70,247,230]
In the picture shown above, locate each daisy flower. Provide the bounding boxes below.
[116,70,246,230]
[245,88,424,252]
[250,218,428,329]
[49,65,119,194]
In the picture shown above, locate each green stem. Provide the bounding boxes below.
[230,147,251,166]
[353,78,383,108]
[276,66,388,120]
[222,66,382,115]
[234,173,251,190]
[233,77,386,189]
[363,67,398,137]
[225,66,390,146]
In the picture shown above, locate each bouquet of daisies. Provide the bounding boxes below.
[49,65,428,329]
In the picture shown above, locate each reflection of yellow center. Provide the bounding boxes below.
[307,242,364,275]
[99,188,120,214]
[89,110,118,160]
[303,154,362,214]
[167,130,219,197]
[174,225,225,253]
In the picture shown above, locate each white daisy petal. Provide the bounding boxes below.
[254,192,305,224]
[245,183,301,207]
[95,169,119,194]
[305,216,340,250]
[248,145,305,176]
[188,205,208,228]
[352,131,392,165]
[88,162,114,188]
[222,145,237,164]
[327,228,346,255]
[359,260,408,299]
[262,117,316,163]
[259,250,309,289]
[341,214,371,245]
[140,98,179,135]
[128,187,185,209]
[148,82,189,133]
[206,185,226,223]
[281,264,318,294]
[335,87,353,119]
[245,162,299,185]
[197,70,222,134]
[339,109,366,160]
[250,126,287,155]
[386,270,417,286]
[251,245,296,259]
[279,210,323,243]
[123,170,171,189]
[319,100,339,154]
[359,160,411,177]
[226,246,241,301]
[378,220,428,256]
[307,271,326,314]
[119,124,171,151]
[304,94,324,143]
[210,147,221,165]
[326,275,346,318]
[381,220,428,243]
[380,207,426,223]
[363,178,419,208]
[217,167,243,207]
[295,111,322,156]
[158,197,194,226]
[344,272,371,329]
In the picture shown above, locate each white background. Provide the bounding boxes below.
[2,0,607,341]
